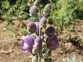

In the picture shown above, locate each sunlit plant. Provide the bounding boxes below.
[20,0,59,62]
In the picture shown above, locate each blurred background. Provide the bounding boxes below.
[0,0,83,62]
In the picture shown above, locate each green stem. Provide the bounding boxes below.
[38,54,41,62]
[38,6,42,62]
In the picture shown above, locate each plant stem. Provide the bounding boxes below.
[38,8,41,62]
[38,54,41,62]
[38,14,41,62]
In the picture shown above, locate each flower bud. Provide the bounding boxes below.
[27,22,36,33]
[34,0,40,6]
[44,3,51,15]
[18,15,23,20]
[20,35,34,53]
[32,55,38,62]
[35,22,39,35]
[46,35,59,50]
[29,6,37,16]
[35,36,42,48]
[39,16,47,27]
[45,26,55,38]
[32,36,42,54]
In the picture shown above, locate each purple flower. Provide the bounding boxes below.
[45,26,55,38]
[35,36,42,45]
[34,36,42,48]
[39,16,47,27]
[20,35,34,53]
[29,6,37,16]
[27,22,36,33]
[46,35,59,50]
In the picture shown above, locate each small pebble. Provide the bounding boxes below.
[65,42,72,50]
[21,36,25,39]
[1,49,13,54]
[58,51,64,54]
[81,25,83,28]
[3,28,6,31]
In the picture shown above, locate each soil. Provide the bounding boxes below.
[0,20,83,62]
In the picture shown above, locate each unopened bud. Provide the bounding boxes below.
[18,15,23,20]
[29,6,37,16]
[34,0,40,6]
[43,3,51,15]
[34,36,42,48]
[39,16,47,27]
[27,22,36,33]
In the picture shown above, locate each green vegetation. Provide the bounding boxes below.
[0,0,83,26]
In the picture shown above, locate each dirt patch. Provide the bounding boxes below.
[0,20,83,62]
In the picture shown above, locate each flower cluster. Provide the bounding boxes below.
[20,0,59,61]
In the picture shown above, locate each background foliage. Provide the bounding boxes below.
[0,0,83,26]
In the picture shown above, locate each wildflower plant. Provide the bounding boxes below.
[20,0,59,62]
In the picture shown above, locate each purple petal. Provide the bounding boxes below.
[20,35,34,53]
[45,26,55,38]
[27,22,36,33]
[20,40,32,53]
[23,35,34,46]
[39,16,47,25]
[35,36,42,43]
[46,35,59,50]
